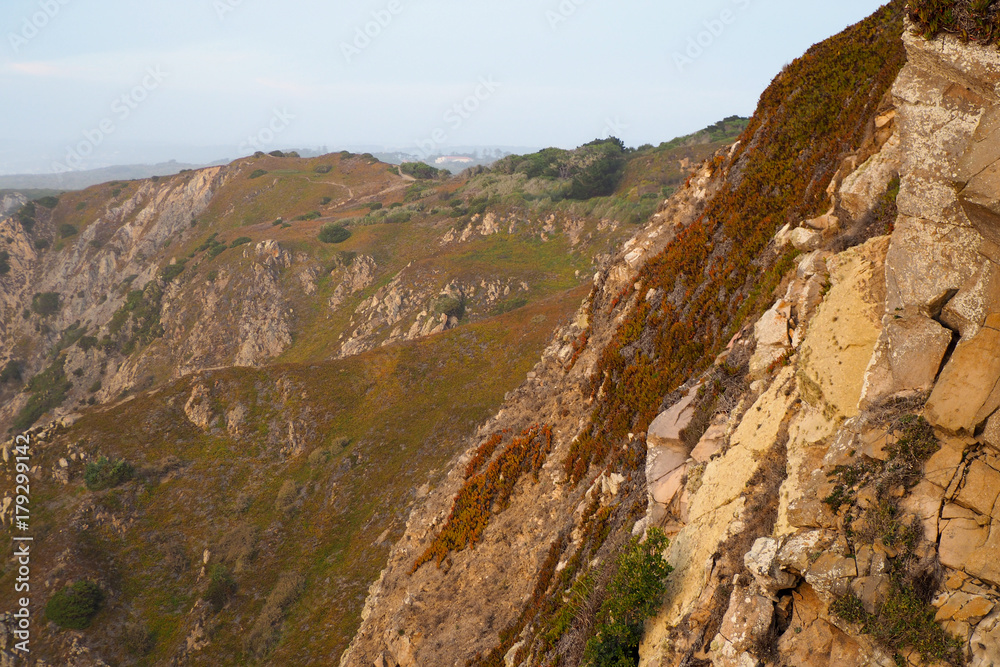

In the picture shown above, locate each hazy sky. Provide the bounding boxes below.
[0,0,889,173]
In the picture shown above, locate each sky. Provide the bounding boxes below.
[0,0,891,174]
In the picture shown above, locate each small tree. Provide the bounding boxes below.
[204,565,236,612]
[318,224,351,244]
[584,528,673,666]
[84,456,134,491]
[31,292,60,316]
[45,581,105,629]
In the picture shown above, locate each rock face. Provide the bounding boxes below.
[634,21,1000,667]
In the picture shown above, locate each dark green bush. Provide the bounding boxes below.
[229,237,252,248]
[318,224,351,244]
[400,162,445,180]
[0,250,10,275]
[268,150,285,158]
[77,336,99,352]
[159,261,187,283]
[84,456,134,491]
[33,238,49,250]
[584,528,673,666]
[58,224,78,238]
[368,202,383,210]
[31,292,60,316]
[432,295,465,319]
[294,211,321,221]
[314,164,333,174]
[0,360,21,384]
[45,581,104,629]
[249,169,268,179]
[12,358,71,431]
[204,565,237,612]
[36,196,59,209]
[568,139,628,200]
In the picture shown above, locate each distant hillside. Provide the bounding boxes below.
[0,160,223,191]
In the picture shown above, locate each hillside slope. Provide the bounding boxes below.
[343,3,913,666]
[0,103,749,662]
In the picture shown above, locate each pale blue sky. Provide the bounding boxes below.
[0,0,890,173]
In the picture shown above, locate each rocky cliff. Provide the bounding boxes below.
[345,5,1000,667]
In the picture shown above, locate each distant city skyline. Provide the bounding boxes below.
[1,0,890,174]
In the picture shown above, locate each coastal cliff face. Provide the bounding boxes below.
[10,3,1000,666]
[345,8,1000,667]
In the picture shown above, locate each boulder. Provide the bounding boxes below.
[926,314,1000,434]
[983,411,1000,451]
[884,217,984,315]
[799,237,887,418]
[938,504,990,577]
[745,538,798,598]
[690,420,725,463]
[941,261,1000,339]
[884,315,952,392]
[715,587,775,655]
[647,388,698,451]
[850,575,892,615]
[749,301,792,379]
[971,609,1000,667]
[955,460,1000,517]
[804,553,858,601]
[790,226,822,252]
[838,132,902,223]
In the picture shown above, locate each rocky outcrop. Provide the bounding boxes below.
[340,157,725,667]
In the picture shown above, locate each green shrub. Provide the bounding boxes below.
[122,620,155,655]
[275,480,298,513]
[34,238,50,250]
[12,358,71,431]
[295,211,321,221]
[432,295,465,319]
[159,260,187,283]
[229,236,252,248]
[204,565,237,612]
[584,528,672,666]
[314,164,333,174]
[76,335,98,352]
[45,581,104,630]
[58,224,78,238]
[84,456,134,490]
[0,251,9,275]
[31,292,60,316]
[249,169,268,179]
[0,361,21,384]
[318,224,351,244]
[320,197,332,205]
[268,150,285,158]
[400,162,445,180]
[36,196,59,209]
[368,202,383,210]
[568,139,628,200]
